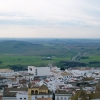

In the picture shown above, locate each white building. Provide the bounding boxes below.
[0,69,14,77]
[28,84,53,100]
[61,72,74,80]
[16,92,28,100]
[70,69,88,76]
[55,90,72,100]
[2,88,28,100]
[28,66,51,76]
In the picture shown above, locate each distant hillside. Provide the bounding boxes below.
[0,41,41,55]
[0,40,76,56]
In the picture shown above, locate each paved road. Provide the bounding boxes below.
[72,52,82,61]
[64,46,82,62]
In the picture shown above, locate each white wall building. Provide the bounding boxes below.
[16,92,28,100]
[0,69,15,77]
[2,88,28,100]
[55,90,72,100]
[70,70,90,76]
[2,97,17,100]
[28,66,51,76]
[61,72,74,80]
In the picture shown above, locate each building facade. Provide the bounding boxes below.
[28,66,51,76]
[55,90,72,100]
[28,84,53,100]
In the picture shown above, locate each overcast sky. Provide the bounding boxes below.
[0,0,100,38]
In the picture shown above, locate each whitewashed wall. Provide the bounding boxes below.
[28,66,51,76]
[2,97,16,100]
[32,94,52,100]
[16,94,28,100]
[55,94,72,100]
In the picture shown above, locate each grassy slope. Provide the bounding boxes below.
[0,55,72,68]
[0,40,77,68]
[0,39,100,68]
[0,40,77,56]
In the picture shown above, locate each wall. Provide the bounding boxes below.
[2,97,16,100]
[16,94,28,100]
[0,72,14,77]
[31,95,52,100]
[55,94,72,100]
[28,66,51,76]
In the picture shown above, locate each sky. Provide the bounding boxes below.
[0,0,100,38]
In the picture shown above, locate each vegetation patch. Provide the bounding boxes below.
[0,39,100,68]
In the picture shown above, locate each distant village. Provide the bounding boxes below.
[0,66,100,100]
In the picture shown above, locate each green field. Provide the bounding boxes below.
[0,39,100,68]
[0,40,77,68]
[0,55,72,68]
[80,55,100,67]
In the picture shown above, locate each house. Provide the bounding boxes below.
[70,69,90,76]
[88,93,100,100]
[96,79,100,92]
[16,91,28,100]
[50,70,61,79]
[37,98,52,100]
[61,72,74,80]
[70,90,90,100]
[23,73,34,82]
[28,66,51,77]
[7,84,53,100]
[70,90,100,100]
[19,71,34,82]
[82,77,94,83]
[0,69,14,77]
[0,96,2,100]
[28,84,53,100]
[3,88,28,100]
[0,77,8,88]
[55,90,72,100]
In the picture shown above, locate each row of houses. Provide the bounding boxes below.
[0,66,100,100]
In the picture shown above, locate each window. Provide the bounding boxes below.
[30,68,32,71]
[24,98,26,100]
[57,97,59,100]
[35,69,37,75]
[20,98,22,99]
[61,97,63,100]
[42,96,44,98]
[35,95,37,99]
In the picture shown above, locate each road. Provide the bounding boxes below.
[64,46,83,62]
[72,52,83,61]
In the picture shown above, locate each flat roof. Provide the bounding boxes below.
[0,69,14,73]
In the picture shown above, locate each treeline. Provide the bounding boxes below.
[81,56,89,59]
[7,65,27,71]
[89,61,100,64]
[57,61,87,67]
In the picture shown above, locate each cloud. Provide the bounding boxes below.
[0,0,100,38]
[0,0,100,26]
[0,25,100,38]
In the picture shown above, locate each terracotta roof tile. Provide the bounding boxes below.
[37,98,52,100]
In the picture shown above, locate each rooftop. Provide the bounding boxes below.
[3,88,28,97]
[55,90,72,94]
[0,69,14,73]
[37,98,52,100]
[71,90,89,100]
[61,72,73,76]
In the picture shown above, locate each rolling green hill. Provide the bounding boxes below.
[0,41,42,55]
[0,39,99,68]
[0,40,77,68]
[0,40,77,56]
